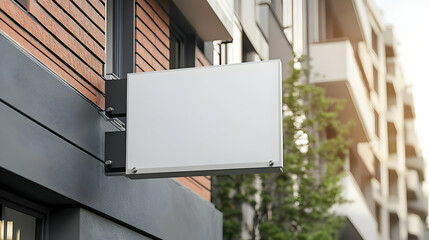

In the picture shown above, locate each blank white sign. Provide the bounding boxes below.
[126,60,283,178]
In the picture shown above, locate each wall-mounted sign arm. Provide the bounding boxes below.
[105,79,127,118]
[105,131,126,175]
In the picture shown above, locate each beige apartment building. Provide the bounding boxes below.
[308,1,428,240]
[213,0,427,239]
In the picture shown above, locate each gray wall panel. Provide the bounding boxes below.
[80,208,152,240]
[50,208,81,240]
[0,34,222,240]
[50,208,153,240]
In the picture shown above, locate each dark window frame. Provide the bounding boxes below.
[373,66,379,94]
[0,190,48,240]
[13,0,28,10]
[170,23,186,69]
[105,0,135,79]
[371,28,378,55]
[374,109,380,138]
[169,3,197,69]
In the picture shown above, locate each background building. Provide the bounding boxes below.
[212,0,428,239]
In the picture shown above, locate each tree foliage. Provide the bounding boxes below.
[211,56,352,240]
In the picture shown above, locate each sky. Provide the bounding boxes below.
[373,0,429,190]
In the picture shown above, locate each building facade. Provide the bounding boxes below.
[0,0,228,239]
[1,0,427,240]
[307,1,428,240]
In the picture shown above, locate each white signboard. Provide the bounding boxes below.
[126,60,283,178]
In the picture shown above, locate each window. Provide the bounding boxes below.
[1,192,46,240]
[242,34,258,62]
[169,3,197,69]
[373,66,379,94]
[371,29,378,55]
[105,0,134,79]
[13,0,27,10]
[374,109,380,138]
[170,26,185,69]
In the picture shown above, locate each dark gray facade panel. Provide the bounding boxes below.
[80,208,153,240]
[0,34,222,240]
[0,34,114,160]
[50,208,153,240]
[50,208,81,240]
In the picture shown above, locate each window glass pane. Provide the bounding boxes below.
[170,32,183,69]
[2,207,36,240]
[14,0,27,10]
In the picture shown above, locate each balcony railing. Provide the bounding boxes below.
[408,192,428,220]
[386,105,398,124]
[406,170,420,201]
[406,156,425,181]
[403,89,416,119]
[404,121,419,157]
[408,213,425,240]
[332,171,378,240]
[310,40,374,143]
[387,154,398,170]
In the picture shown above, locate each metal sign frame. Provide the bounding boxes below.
[105,60,283,178]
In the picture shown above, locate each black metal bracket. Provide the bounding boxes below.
[105,78,127,175]
[105,78,127,118]
[105,131,126,175]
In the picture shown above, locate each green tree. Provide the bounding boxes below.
[211,56,352,240]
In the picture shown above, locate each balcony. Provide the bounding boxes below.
[408,191,428,220]
[408,213,426,240]
[333,172,378,240]
[388,168,400,214]
[172,0,233,40]
[403,88,416,119]
[406,170,420,201]
[387,195,400,214]
[384,27,398,58]
[386,105,398,124]
[388,154,399,170]
[310,40,374,143]
[404,121,419,157]
[386,60,399,101]
[407,156,425,181]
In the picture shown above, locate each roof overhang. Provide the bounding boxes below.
[172,0,233,41]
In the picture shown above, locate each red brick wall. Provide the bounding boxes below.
[0,0,106,108]
[135,0,169,72]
